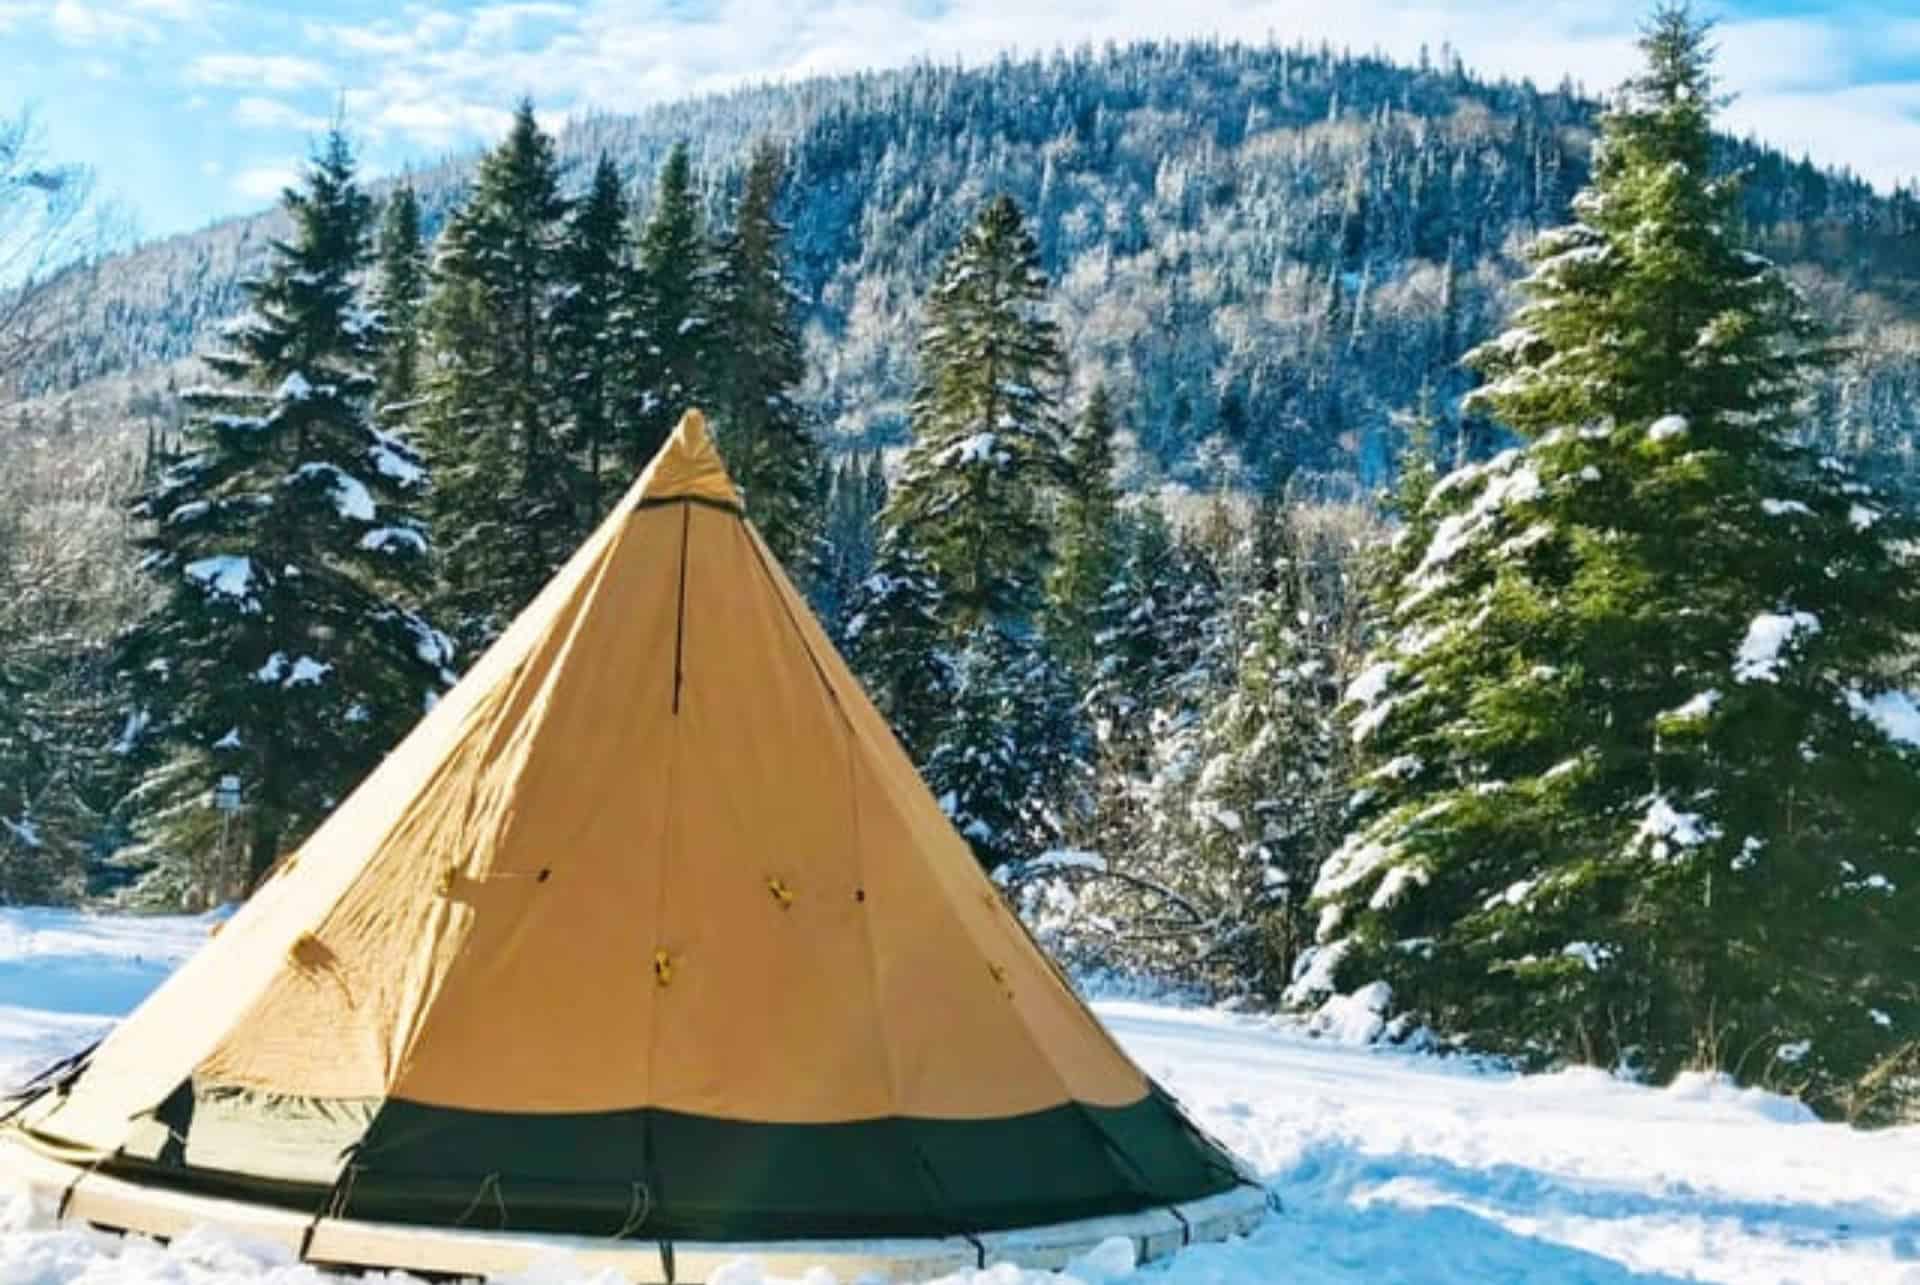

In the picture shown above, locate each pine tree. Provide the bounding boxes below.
[1086,505,1222,757]
[1047,384,1121,678]
[630,142,712,471]
[845,529,952,763]
[1159,511,1361,997]
[553,153,633,524]
[419,100,574,654]
[928,622,1083,871]
[0,526,84,901]
[885,195,1068,626]
[120,130,451,903]
[710,140,821,570]
[1307,7,1920,1118]
[371,182,428,421]
[818,451,887,641]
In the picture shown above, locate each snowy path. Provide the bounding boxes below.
[2,909,1917,1284]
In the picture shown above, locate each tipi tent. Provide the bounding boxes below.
[1,412,1265,1281]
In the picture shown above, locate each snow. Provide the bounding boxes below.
[1410,453,1543,593]
[1734,611,1820,684]
[1633,794,1721,860]
[1851,503,1881,531]
[183,556,256,608]
[289,463,375,522]
[370,431,426,488]
[1343,661,1396,708]
[937,431,1005,468]
[1346,698,1398,745]
[1028,850,1109,875]
[1760,499,1814,519]
[1846,688,1920,749]
[361,526,429,555]
[1660,689,1720,722]
[276,372,313,402]
[0,912,1912,1284]
[0,818,39,850]
[1561,941,1613,972]
[1646,415,1689,442]
[1305,980,1392,1044]
[286,657,329,687]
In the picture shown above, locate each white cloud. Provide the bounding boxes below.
[156,1,1920,189]
[50,0,155,44]
[231,96,327,132]
[188,53,336,91]
[41,0,200,44]
[230,164,298,200]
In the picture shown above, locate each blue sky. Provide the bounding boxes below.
[6,0,1920,242]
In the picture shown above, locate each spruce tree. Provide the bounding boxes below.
[1307,7,1920,1117]
[121,130,450,902]
[885,195,1068,625]
[818,451,887,640]
[1158,512,1359,997]
[630,142,712,471]
[419,100,574,653]
[929,623,1082,871]
[710,140,821,570]
[878,195,1080,865]
[845,529,952,763]
[371,182,428,421]
[1047,384,1121,679]
[553,153,633,523]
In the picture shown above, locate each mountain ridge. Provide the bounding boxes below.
[13,38,1920,492]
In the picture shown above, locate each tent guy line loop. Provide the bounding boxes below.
[453,1171,508,1229]
[610,1180,654,1240]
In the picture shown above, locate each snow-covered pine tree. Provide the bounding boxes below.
[0,567,83,901]
[371,182,428,422]
[879,195,1082,865]
[553,153,634,524]
[817,451,887,641]
[419,100,575,654]
[629,142,713,471]
[1047,383,1121,679]
[1085,504,1222,758]
[929,621,1083,870]
[709,141,821,571]
[844,529,952,763]
[120,129,451,903]
[1306,6,1920,1118]
[885,194,1068,626]
[1160,507,1369,997]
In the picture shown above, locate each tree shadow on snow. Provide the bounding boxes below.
[1253,1141,1917,1283]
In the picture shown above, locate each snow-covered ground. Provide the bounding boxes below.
[2,908,1917,1284]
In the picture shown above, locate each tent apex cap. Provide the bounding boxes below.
[634,407,743,510]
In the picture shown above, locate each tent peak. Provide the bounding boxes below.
[635,408,742,511]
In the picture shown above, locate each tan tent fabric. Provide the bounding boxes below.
[34,409,1148,1141]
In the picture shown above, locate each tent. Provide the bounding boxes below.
[1,412,1265,1281]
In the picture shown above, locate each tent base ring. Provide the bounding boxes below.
[0,1138,1269,1282]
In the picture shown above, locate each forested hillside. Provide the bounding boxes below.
[14,39,1920,493]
